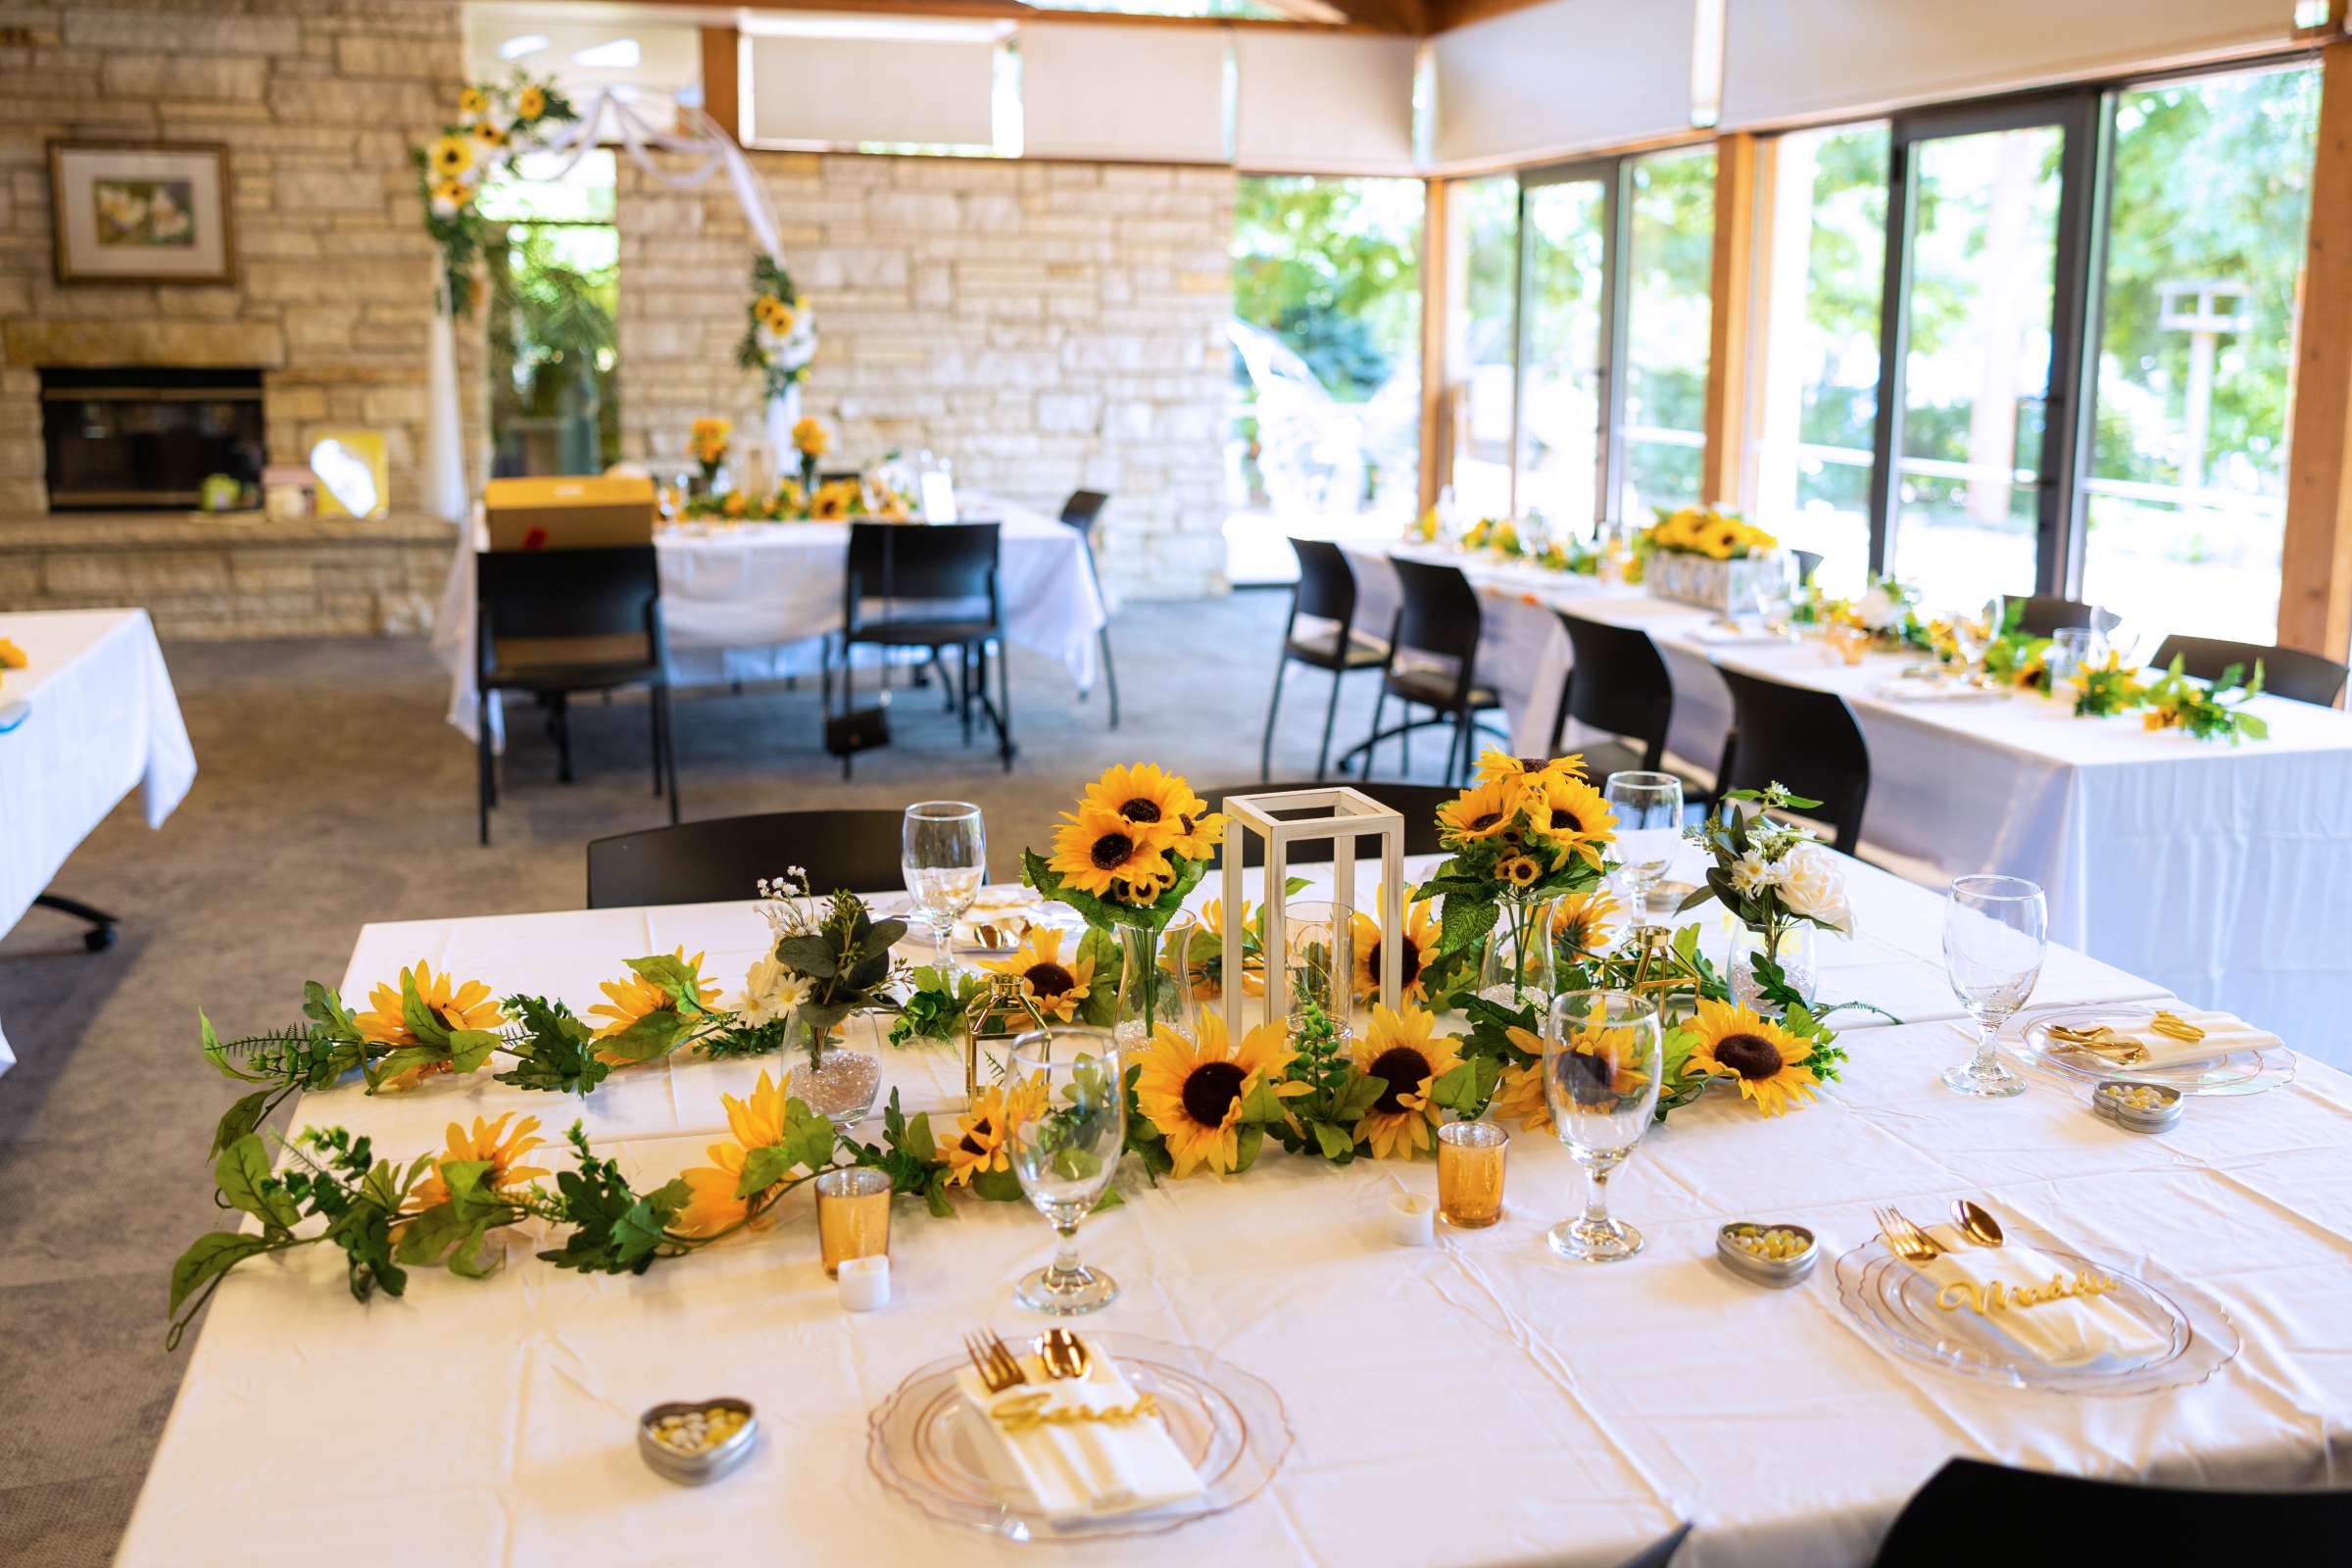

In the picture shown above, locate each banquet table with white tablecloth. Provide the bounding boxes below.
[1340,541,2352,1063]
[0,609,196,1076]
[119,849,2352,1568]
[432,495,1107,747]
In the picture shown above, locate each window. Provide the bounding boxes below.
[1448,175,1519,520]
[1619,144,1715,521]
[1518,172,1610,535]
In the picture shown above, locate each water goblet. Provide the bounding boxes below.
[1004,1028,1125,1315]
[1940,874,2046,1099]
[2048,626,2095,688]
[1603,771,1684,917]
[1543,989,1663,1261]
[902,801,986,976]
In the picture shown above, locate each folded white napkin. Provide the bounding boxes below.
[1690,622,1788,647]
[1874,676,1994,703]
[956,1350,1204,1522]
[1904,1224,2167,1369]
[2092,1006,2280,1071]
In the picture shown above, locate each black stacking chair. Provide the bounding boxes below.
[475,545,676,848]
[1547,609,1692,790]
[1870,1457,2352,1566]
[586,808,906,907]
[1713,664,1871,855]
[1615,1524,1691,1568]
[1259,538,1389,782]
[829,521,1011,776]
[1059,490,1120,729]
[1201,780,1454,864]
[1344,557,1509,785]
[2152,633,2347,707]
[1791,549,1824,587]
[2014,594,2100,637]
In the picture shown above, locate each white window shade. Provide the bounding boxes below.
[1234,32,1417,173]
[747,32,998,148]
[1719,0,2301,129]
[1431,0,1695,170]
[1019,23,1229,164]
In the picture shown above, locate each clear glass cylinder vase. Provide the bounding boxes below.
[1729,921,1818,1016]
[1113,914,1198,1050]
[792,1010,879,1126]
[1477,895,1558,1011]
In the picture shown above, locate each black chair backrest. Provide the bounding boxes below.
[1556,610,1674,770]
[1200,781,1454,864]
[587,808,909,908]
[476,546,660,659]
[816,468,862,486]
[1871,1457,2352,1566]
[2152,632,2347,707]
[1059,490,1110,537]
[1288,537,1360,630]
[845,521,1001,625]
[1715,664,1871,855]
[1389,556,1484,666]
[2014,594,2097,637]
[1791,549,1824,587]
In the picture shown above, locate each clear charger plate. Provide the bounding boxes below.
[866,1332,1294,1543]
[2013,1004,2296,1096]
[1832,1219,2238,1396]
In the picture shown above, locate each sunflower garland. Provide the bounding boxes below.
[1132,1011,1303,1176]
[411,70,578,317]
[1351,899,1440,1004]
[736,252,817,402]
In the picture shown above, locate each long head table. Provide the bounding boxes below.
[121,850,2352,1566]
[1339,540,2352,1062]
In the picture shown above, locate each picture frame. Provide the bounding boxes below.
[48,140,235,285]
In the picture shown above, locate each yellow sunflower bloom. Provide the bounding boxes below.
[1351,899,1439,1003]
[1195,899,1263,998]
[457,87,488,118]
[409,1113,549,1211]
[469,120,506,149]
[588,947,720,1047]
[428,135,474,177]
[1495,853,1542,888]
[1531,770,1617,871]
[674,1069,798,1236]
[354,960,506,1089]
[1078,762,1220,859]
[980,926,1096,1022]
[937,1075,1048,1188]
[1134,1011,1301,1177]
[430,177,470,211]
[1491,1058,1551,1135]
[1551,888,1621,960]
[1047,804,1175,904]
[515,84,546,121]
[1684,997,1818,1116]
[0,637,24,668]
[1437,775,1526,843]
[791,416,830,458]
[1349,1004,1462,1159]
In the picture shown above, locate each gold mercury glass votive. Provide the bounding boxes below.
[1436,1121,1509,1229]
[814,1167,893,1278]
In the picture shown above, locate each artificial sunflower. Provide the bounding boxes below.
[1490,1059,1552,1135]
[1195,899,1263,998]
[673,1070,797,1236]
[1350,899,1439,1002]
[810,479,859,520]
[1134,1011,1300,1176]
[428,135,474,177]
[1683,997,1818,1116]
[1078,763,1210,855]
[1551,887,1621,960]
[515,84,546,121]
[0,637,24,668]
[1047,803,1174,904]
[354,960,507,1088]
[408,1112,549,1212]
[587,947,721,1046]
[1532,770,1616,871]
[1349,1004,1462,1159]
[469,120,506,149]
[457,87,488,118]
[791,416,829,458]
[1437,775,1525,843]
[429,177,469,212]
[936,1076,1047,1188]
[980,926,1096,1022]
[1495,853,1542,889]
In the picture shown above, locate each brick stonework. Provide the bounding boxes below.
[614,152,1237,599]
[0,0,475,637]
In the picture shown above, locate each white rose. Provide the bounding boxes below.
[1858,583,1901,632]
[1777,842,1853,935]
[740,954,812,1026]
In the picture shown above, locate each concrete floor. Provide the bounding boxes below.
[0,587,1475,1564]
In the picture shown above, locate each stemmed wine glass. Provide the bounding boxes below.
[1543,989,1663,1261]
[1603,771,1683,918]
[1940,874,2045,1098]
[1948,595,2005,686]
[1004,1028,1125,1314]
[902,802,986,976]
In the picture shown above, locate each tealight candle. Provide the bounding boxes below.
[837,1253,890,1312]
[1436,1120,1507,1229]
[1385,1189,1436,1248]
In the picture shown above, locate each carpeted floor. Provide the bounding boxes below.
[0,588,1475,1565]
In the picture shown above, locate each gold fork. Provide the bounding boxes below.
[1873,1206,1944,1264]
[963,1329,1028,1395]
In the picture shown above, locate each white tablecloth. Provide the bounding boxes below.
[433,495,1108,747]
[122,851,2352,1568]
[0,609,196,1076]
[1343,542,2352,1061]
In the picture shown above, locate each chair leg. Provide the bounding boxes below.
[960,643,975,745]
[1314,668,1344,781]
[1399,704,1412,778]
[1100,627,1120,730]
[650,685,664,798]
[1450,708,1472,786]
[1360,687,1388,778]
[661,684,681,824]
[933,649,956,712]
[996,637,1015,771]
[1258,657,1291,783]
[31,893,117,953]
[477,701,493,847]
[551,693,574,784]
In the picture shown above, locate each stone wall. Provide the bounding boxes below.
[0,0,470,636]
[615,152,1236,599]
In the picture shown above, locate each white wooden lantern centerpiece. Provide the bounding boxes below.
[1218,787,1407,1043]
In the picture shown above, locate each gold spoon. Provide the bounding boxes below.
[1037,1326,1093,1381]
[1951,1199,2005,1249]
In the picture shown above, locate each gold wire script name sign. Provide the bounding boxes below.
[1934,1269,2124,1318]
[990,1390,1163,1434]
[963,974,1050,1101]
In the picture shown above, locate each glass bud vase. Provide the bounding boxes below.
[1730,921,1818,1016]
[793,1009,880,1126]
[1476,895,1558,1011]
[1113,914,1198,1051]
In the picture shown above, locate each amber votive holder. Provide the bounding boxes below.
[1436,1120,1508,1229]
[814,1167,893,1279]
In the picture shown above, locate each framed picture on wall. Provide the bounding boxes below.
[48,141,235,285]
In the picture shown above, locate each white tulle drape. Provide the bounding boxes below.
[420,88,789,524]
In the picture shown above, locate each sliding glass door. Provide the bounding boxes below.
[1517,168,1614,536]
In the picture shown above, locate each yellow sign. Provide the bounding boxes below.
[1934,1269,2123,1318]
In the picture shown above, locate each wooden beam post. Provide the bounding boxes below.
[1418,176,1450,517]
[699,25,741,144]
[1699,131,1756,510]
[2280,38,2352,663]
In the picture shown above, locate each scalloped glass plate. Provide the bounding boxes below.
[2013,1004,2296,1096]
[1833,1221,2238,1396]
[866,1332,1294,1543]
